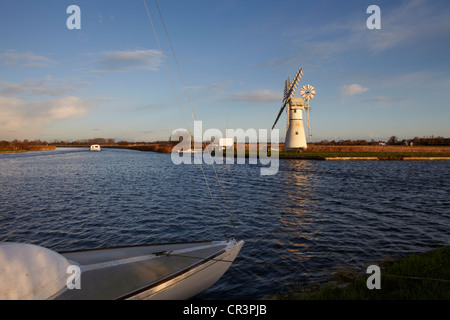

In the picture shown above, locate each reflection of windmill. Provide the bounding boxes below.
[272,66,316,150]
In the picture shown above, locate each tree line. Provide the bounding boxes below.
[313,136,450,146]
[0,139,50,150]
[2,135,450,150]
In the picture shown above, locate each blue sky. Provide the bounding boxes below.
[1,0,449,142]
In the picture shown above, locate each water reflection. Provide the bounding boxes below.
[1,149,449,299]
[276,161,321,265]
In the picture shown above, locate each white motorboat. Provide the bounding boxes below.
[0,240,243,300]
[177,148,202,154]
[90,144,101,151]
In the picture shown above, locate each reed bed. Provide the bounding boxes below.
[307,145,450,153]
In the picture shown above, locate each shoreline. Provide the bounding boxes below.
[263,246,450,300]
[124,144,450,161]
[24,144,450,161]
[0,145,55,153]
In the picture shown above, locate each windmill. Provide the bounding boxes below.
[272,66,316,150]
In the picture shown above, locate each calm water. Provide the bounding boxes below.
[0,147,449,299]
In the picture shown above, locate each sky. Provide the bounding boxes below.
[0,0,449,142]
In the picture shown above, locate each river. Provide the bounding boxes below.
[0,147,449,299]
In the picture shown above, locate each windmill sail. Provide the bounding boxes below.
[272,66,316,150]
[272,67,303,129]
[272,102,287,129]
[284,77,291,131]
[300,84,315,142]
[283,77,291,102]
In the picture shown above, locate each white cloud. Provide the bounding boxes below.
[264,0,450,68]
[0,51,53,67]
[209,81,232,92]
[0,74,114,139]
[362,97,411,103]
[0,77,89,97]
[187,81,232,93]
[0,96,90,139]
[364,0,450,51]
[45,97,88,120]
[339,84,368,96]
[226,89,281,103]
[186,85,205,91]
[94,49,162,73]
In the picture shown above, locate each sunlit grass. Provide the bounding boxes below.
[279,150,450,160]
[266,246,450,300]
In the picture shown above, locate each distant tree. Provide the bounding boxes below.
[0,140,9,149]
[11,139,23,149]
[30,139,42,145]
[387,135,399,145]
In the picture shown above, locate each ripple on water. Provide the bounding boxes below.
[0,149,449,299]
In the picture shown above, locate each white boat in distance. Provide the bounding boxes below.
[0,1,245,301]
[0,240,243,300]
[177,148,202,154]
[90,144,101,151]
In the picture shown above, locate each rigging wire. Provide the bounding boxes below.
[142,0,188,132]
[134,5,449,290]
[154,0,198,122]
[142,0,236,239]
[153,0,237,232]
[153,0,236,231]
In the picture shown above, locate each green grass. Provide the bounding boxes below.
[267,246,450,300]
[0,149,27,153]
[279,151,450,160]
[225,150,450,160]
[0,146,55,153]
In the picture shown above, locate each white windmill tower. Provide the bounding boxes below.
[272,66,316,150]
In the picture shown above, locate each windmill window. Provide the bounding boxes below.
[294,110,297,113]
[295,132,298,135]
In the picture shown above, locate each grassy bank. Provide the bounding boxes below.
[279,151,450,160]
[57,143,174,153]
[122,144,172,153]
[55,144,450,160]
[218,145,450,160]
[0,145,55,153]
[129,144,450,160]
[0,149,27,153]
[279,145,450,160]
[221,150,450,160]
[25,145,55,151]
[265,246,450,300]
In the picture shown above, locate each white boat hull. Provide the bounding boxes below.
[0,239,243,300]
[125,240,243,300]
[57,239,243,300]
[90,144,101,151]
